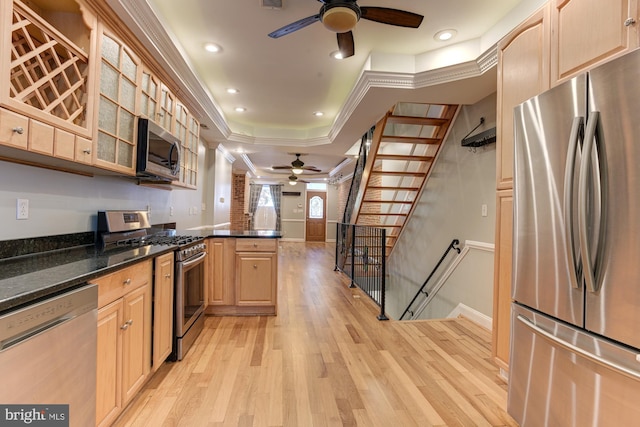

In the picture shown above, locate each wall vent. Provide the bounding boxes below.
[261,0,282,9]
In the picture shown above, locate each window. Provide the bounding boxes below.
[309,195,324,219]
[306,183,327,191]
[254,185,276,230]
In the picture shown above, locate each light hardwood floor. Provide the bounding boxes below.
[114,242,517,427]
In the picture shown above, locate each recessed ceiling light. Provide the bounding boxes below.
[313,111,324,117]
[330,50,345,60]
[204,42,221,53]
[227,88,239,94]
[235,107,246,112]
[434,29,457,42]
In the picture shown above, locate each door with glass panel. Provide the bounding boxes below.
[305,191,326,241]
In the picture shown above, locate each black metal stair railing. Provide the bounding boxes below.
[341,126,373,225]
[399,239,461,320]
[335,222,388,321]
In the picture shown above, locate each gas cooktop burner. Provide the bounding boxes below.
[139,234,202,247]
[111,233,203,249]
[98,210,204,251]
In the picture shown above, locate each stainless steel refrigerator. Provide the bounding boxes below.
[509,48,640,426]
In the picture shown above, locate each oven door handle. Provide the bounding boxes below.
[181,251,206,267]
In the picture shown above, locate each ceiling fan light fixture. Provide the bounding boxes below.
[321,7,359,33]
[291,167,304,175]
[288,174,298,185]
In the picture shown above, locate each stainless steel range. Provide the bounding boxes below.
[98,210,206,361]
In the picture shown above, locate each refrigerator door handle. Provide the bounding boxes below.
[564,116,583,288]
[516,314,640,381]
[578,111,600,293]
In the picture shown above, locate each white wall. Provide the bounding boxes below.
[211,147,233,229]
[280,190,305,241]
[0,141,212,240]
[386,92,497,320]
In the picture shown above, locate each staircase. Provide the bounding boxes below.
[351,102,459,255]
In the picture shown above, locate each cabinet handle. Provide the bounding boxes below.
[123,278,132,285]
[12,127,24,135]
[164,273,171,278]
[120,320,133,330]
[625,17,636,27]
[82,149,91,154]
[253,243,258,247]
[253,264,258,269]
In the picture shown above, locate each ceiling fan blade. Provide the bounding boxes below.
[359,7,424,28]
[336,31,355,58]
[268,14,321,38]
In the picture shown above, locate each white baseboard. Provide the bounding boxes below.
[448,303,492,331]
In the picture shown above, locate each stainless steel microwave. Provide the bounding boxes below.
[136,118,180,181]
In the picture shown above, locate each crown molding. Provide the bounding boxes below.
[109,0,498,148]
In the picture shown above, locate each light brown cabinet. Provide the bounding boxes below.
[492,190,513,372]
[493,4,550,371]
[152,252,174,371]
[235,239,278,315]
[496,4,551,191]
[551,0,639,85]
[0,0,95,139]
[207,238,235,307]
[0,0,202,187]
[95,260,152,427]
[206,237,278,316]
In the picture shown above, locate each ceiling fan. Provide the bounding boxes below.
[287,173,309,186]
[267,0,424,58]
[272,153,321,174]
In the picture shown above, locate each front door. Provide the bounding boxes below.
[305,191,326,242]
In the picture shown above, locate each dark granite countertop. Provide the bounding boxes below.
[190,229,282,239]
[0,244,173,314]
[0,229,280,314]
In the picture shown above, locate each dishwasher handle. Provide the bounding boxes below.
[0,283,98,351]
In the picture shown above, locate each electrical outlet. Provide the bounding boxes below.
[481,204,488,217]
[17,199,29,220]
[170,206,174,216]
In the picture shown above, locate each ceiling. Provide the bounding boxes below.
[107,0,542,183]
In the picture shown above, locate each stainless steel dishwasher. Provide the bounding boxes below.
[0,284,98,427]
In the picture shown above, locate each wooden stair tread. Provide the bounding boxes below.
[371,171,427,177]
[358,212,408,216]
[386,115,449,126]
[362,200,413,204]
[381,136,441,144]
[375,154,434,161]
[367,186,420,191]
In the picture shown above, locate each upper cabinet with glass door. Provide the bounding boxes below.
[94,25,140,174]
[140,67,160,125]
[174,100,199,188]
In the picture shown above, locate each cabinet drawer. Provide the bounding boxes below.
[235,238,277,252]
[0,109,28,149]
[94,260,152,308]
